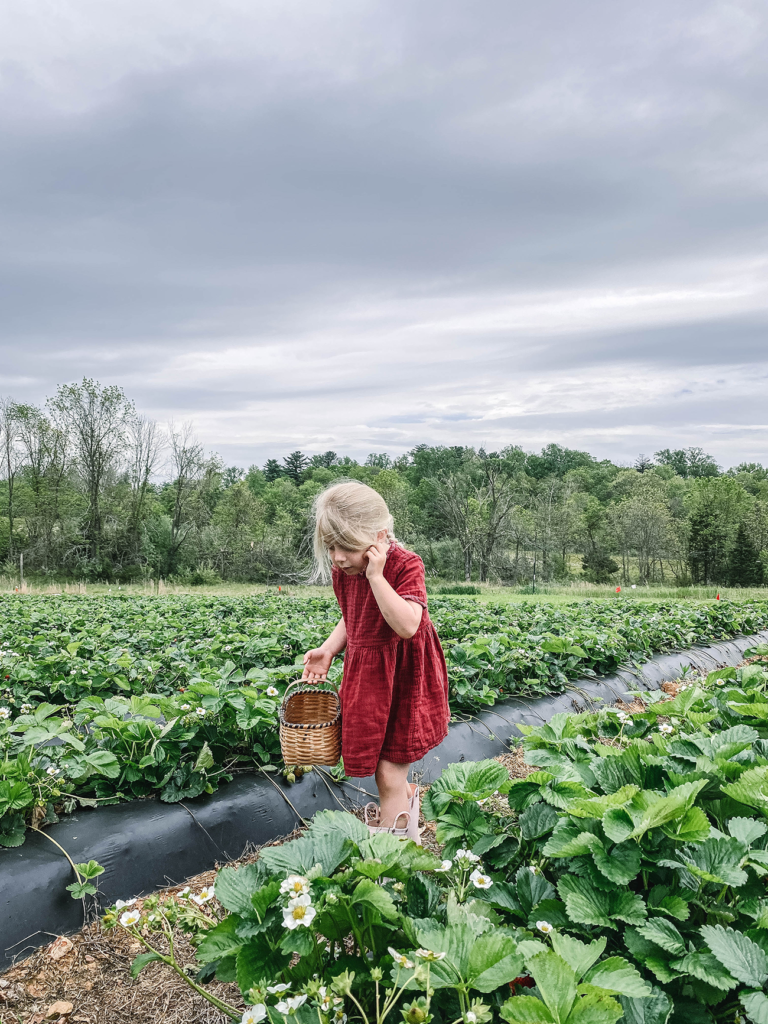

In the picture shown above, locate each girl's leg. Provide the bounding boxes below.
[375,759,412,827]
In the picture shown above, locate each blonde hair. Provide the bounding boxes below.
[311,480,395,583]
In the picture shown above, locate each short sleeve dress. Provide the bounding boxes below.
[332,543,450,778]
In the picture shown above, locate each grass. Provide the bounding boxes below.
[1,577,764,605]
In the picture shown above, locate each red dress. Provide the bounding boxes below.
[332,544,450,778]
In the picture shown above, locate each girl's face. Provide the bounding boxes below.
[328,530,389,575]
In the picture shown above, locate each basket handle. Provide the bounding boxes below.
[281,677,339,702]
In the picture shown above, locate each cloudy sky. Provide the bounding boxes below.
[1,0,767,470]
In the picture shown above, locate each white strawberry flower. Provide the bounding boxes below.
[388,947,414,969]
[658,723,674,735]
[536,920,553,935]
[115,898,137,909]
[333,1013,347,1024]
[242,1007,267,1024]
[469,869,493,889]
[280,875,310,897]
[46,766,60,776]
[180,703,191,711]
[283,895,316,929]
[178,887,191,899]
[528,865,540,875]
[267,984,291,994]
[192,887,214,905]
[120,909,141,927]
[466,1014,477,1024]
[436,859,453,872]
[276,995,307,1014]
[266,686,279,697]
[455,849,480,864]
[195,707,207,717]
[414,948,446,961]
[0,707,10,720]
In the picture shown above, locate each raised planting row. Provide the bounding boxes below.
[104,654,768,1024]
[2,594,768,849]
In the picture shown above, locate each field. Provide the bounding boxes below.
[2,591,768,849]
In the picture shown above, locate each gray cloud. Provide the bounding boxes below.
[0,0,767,468]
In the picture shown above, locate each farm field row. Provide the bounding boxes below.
[13,657,768,1024]
[2,594,768,848]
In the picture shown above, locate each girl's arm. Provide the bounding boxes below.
[302,617,347,681]
[365,543,423,639]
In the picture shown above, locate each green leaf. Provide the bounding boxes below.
[83,750,120,778]
[214,863,268,916]
[528,951,578,1024]
[422,758,511,817]
[618,987,673,1024]
[583,957,652,997]
[722,765,768,814]
[544,824,602,858]
[550,933,606,977]
[558,875,646,930]
[592,842,641,884]
[0,781,33,813]
[194,741,214,771]
[541,781,592,810]
[700,924,768,987]
[66,881,97,898]
[520,802,559,840]
[468,931,525,992]
[0,811,26,847]
[660,806,710,844]
[673,952,737,991]
[516,865,557,915]
[75,859,105,879]
[500,994,554,1024]
[671,837,748,887]
[567,785,640,819]
[637,920,686,957]
[130,951,164,977]
[565,988,623,1024]
[279,926,315,956]
[236,936,287,991]
[196,916,244,964]
[741,990,768,1024]
[727,816,767,845]
[351,878,398,920]
[601,808,634,844]
[628,780,707,839]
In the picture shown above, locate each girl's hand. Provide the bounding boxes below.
[364,541,387,580]
[302,648,333,682]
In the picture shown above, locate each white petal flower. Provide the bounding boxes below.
[192,887,214,905]
[120,909,141,927]
[266,686,279,697]
[435,860,453,872]
[388,947,414,969]
[466,1014,477,1023]
[469,869,493,890]
[536,920,553,935]
[178,886,191,899]
[658,723,674,735]
[115,898,137,909]
[276,995,307,1014]
[280,875,310,897]
[333,1013,347,1024]
[180,703,191,711]
[476,798,489,807]
[195,707,207,717]
[455,849,481,864]
[46,766,60,776]
[282,895,316,929]
[414,948,446,961]
[0,707,10,720]
[267,983,291,994]
[242,1007,267,1024]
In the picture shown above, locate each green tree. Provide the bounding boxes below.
[728,523,765,586]
[47,379,134,561]
[263,459,283,482]
[655,447,720,478]
[687,477,749,584]
[282,451,309,482]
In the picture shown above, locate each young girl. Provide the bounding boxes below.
[302,480,450,841]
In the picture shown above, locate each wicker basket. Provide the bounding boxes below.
[279,681,341,766]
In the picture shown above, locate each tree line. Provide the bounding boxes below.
[0,379,765,587]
